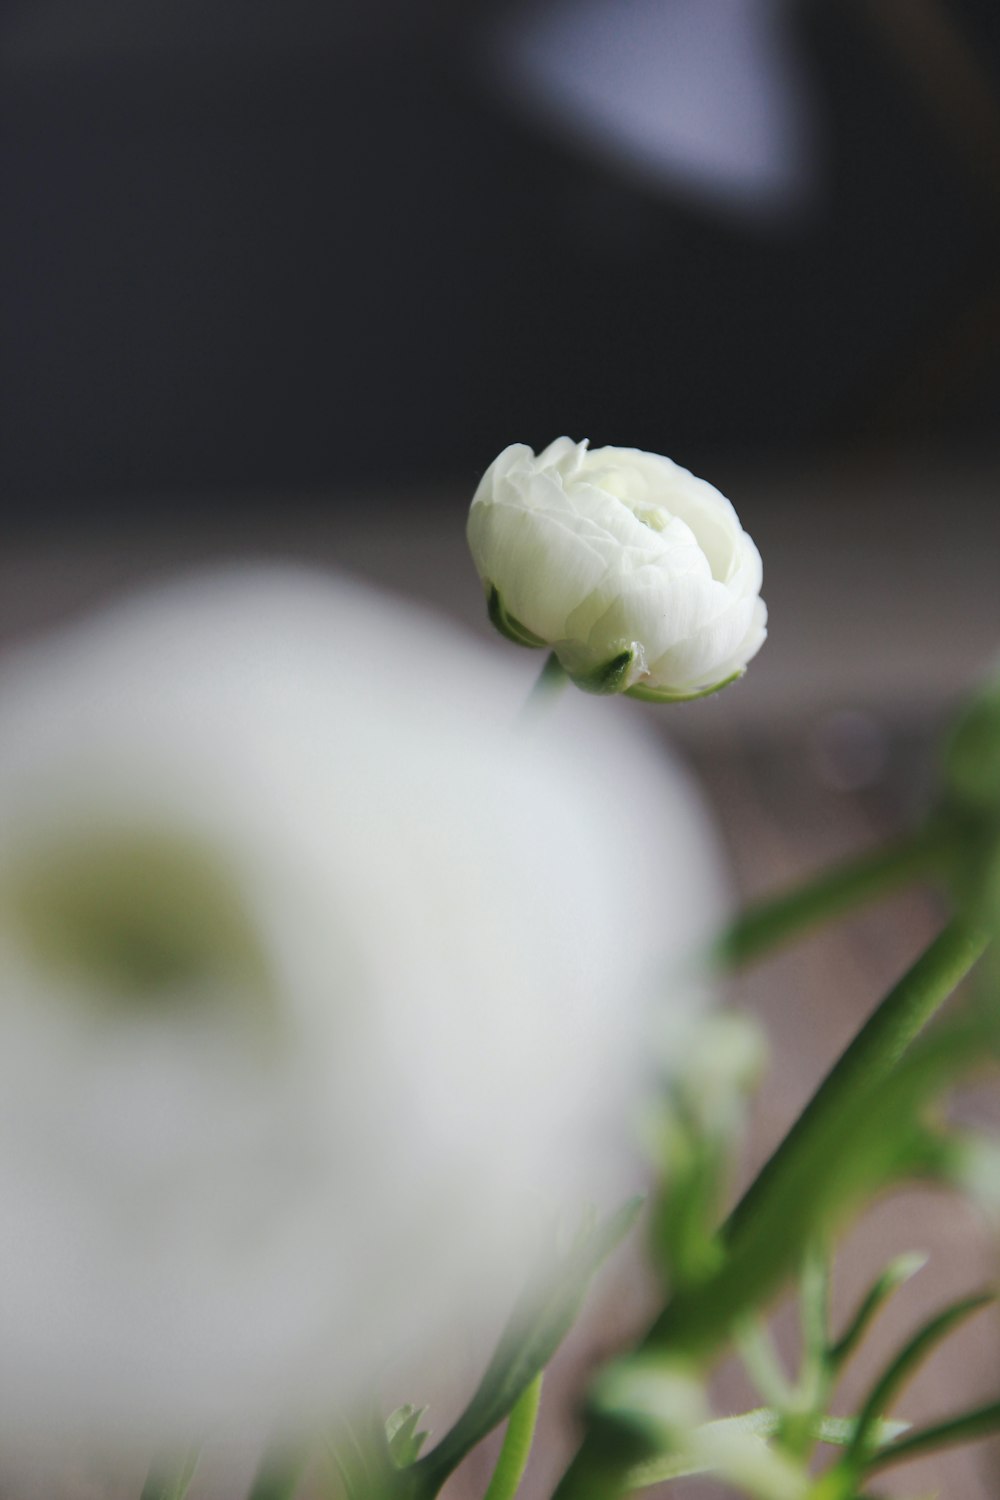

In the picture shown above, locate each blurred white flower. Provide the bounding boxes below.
[468,438,766,699]
[0,566,723,1450]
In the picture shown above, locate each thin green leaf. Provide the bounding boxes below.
[327,1408,400,1500]
[386,1407,430,1469]
[649,1003,992,1361]
[711,825,956,971]
[799,1242,831,1369]
[736,1322,795,1408]
[868,1399,1000,1473]
[625,1410,909,1490]
[620,1404,808,1500]
[482,1375,543,1500]
[816,1415,910,1448]
[140,1447,201,1500]
[828,1252,928,1371]
[848,1291,994,1465]
[726,923,990,1247]
[414,1199,641,1493]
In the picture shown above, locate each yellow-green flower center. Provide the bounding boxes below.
[3,828,271,1012]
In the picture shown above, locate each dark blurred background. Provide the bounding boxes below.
[4,0,1000,516]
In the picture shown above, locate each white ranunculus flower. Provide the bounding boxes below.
[0,566,722,1452]
[467,437,767,699]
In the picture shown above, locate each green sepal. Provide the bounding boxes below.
[625,670,742,704]
[486,587,548,650]
[386,1406,431,1468]
[569,650,635,696]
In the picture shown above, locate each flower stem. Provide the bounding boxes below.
[482,1375,543,1500]
[520,652,568,720]
[712,820,956,970]
[552,917,989,1500]
[723,917,988,1243]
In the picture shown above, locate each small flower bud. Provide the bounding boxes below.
[468,438,767,700]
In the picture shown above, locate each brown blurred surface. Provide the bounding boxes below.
[3,454,1000,1498]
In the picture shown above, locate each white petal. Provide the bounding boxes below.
[468,497,609,640]
[648,595,759,691]
[0,566,724,1449]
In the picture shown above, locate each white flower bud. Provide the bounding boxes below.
[467,438,767,699]
[0,566,723,1452]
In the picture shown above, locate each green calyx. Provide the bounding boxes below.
[486,587,548,650]
[625,671,743,704]
[569,650,636,696]
[484,588,746,705]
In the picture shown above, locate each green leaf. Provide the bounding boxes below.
[386,1407,431,1468]
[798,1240,831,1386]
[847,1291,995,1466]
[736,1323,795,1408]
[868,1398,1000,1473]
[327,1407,400,1500]
[816,1415,910,1448]
[648,958,993,1361]
[650,1014,766,1291]
[828,1253,928,1371]
[613,1398,809,1500]
[710,825,956,972]
[649,1115,726,1290]
[482,1375,543,1500]
[486,587,548,649]
[413,1199,642,1494]
[624,1409,910,1489]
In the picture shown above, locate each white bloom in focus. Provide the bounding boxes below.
[468,438,767,699]
[0,567,723,1450]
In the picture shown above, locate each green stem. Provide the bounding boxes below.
[552,918,989,1500]
[724,918,988,1245]
[713,822,955,970]
[520,652,568,720]
[482,1376,543,1500]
